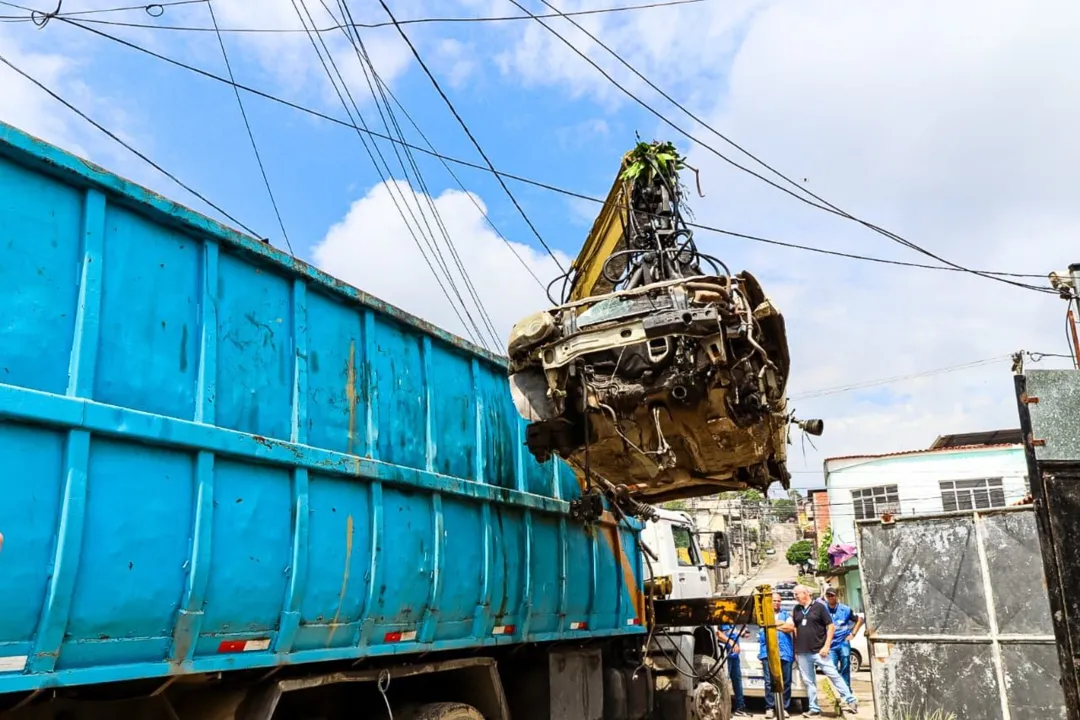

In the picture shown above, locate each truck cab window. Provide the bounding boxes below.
[671,525,700,567]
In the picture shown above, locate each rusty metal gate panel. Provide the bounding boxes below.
[856,506,1066,719]
[1016,368,1080,719]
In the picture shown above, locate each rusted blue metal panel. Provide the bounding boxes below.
[0,121,644,695]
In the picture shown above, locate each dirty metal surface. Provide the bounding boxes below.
[0,121,645,696]
[1017,370,1080,719]
[857,507,1065,720]
[1024,370,1080,462]
[1015,369,1080,464]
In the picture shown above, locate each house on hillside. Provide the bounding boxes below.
[821,429,1029,612]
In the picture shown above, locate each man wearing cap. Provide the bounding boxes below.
[758,592,796,718]
[824,587,864,689]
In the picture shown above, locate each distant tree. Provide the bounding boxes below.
[788,488,803,502]
[786,539,814,567]
[817,526,834,572]
[720,489,764,501]
[662,500,689,511]
[771,498,797,520]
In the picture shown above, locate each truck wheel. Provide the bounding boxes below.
[399,702,485,720]
[692,655,731,720]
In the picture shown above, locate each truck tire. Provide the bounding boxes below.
[400,702,486,720]
[692,655,731,720]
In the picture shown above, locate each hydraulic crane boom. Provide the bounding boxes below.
[652,584,788,717]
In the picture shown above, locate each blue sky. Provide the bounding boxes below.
[3,0,1079,489]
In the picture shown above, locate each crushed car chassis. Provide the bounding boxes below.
[508,271,794,504]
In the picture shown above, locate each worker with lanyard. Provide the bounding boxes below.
[758,592,796,718]
[824,587,863,689]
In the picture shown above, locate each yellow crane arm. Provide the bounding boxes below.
[565,164,630,302]
[652,584,785,701]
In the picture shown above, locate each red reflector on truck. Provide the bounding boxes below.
[627,618,642,626]
[569,621,588,630]
[383,630,417,643]
[492,625,516,636]
[217,639,270,653]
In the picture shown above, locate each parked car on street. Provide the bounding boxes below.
[848,625,868,674]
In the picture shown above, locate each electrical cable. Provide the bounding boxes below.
[31,0,704,32]
[788,348,1065,401]
[375,0,567,277]
[509,0,1057,296]
[364,62,550,296]
[292,0,493,348]
[207,0,292,254]
[329,0,502,349]
[0,51,259,237]
[287,0,487,347]
[40,18,1054,284]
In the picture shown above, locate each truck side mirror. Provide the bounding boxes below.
[713,531,730,568]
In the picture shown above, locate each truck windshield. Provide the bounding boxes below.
[672,525,700,567]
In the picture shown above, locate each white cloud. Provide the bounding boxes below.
[459,0,1080,487]
[312,179,569,349]
[202,0,415,109]
[434,38,478,88]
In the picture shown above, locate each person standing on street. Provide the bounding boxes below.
[824,587,863,689]
[792,585,858,717]
[759,592,796,718]
[719,624,750,717]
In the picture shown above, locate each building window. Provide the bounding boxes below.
[940,478,1006,512]
[851,485,900,521]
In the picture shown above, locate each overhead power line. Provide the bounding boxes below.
[788,355,1012,401]
[0,50,259,237]
[323,0,502,349]
[374,0,567,281]
[25,0,704,32]
[286,0,491,349]
[36,18,1054,285]
[788,350,1072,401]
[207,0,292,254]
[510,0,1056,296]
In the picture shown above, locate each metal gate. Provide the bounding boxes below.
[856,506,1065,719]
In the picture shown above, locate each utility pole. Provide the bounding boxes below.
[739,499,749,577]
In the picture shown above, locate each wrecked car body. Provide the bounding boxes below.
[506,141,818,506]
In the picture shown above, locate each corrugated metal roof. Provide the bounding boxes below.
[929,429,1022,449]
[824,442,1022,465]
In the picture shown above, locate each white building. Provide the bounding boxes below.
[822,430,1029,611]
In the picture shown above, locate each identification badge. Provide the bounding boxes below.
[801,619,807,626]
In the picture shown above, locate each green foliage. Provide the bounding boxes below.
[888,704,957,720]
[771,498,797,520]
[817,525,833,572]
[786,539,813,567]
[661,500,688,511]
[719,489,764,501]
[620,140,684,185]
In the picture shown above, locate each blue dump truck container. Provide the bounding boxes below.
[0,122,650,719]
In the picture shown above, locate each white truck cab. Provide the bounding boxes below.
[640,508,734,720]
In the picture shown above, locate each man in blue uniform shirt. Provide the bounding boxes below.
[824,587,863,689]
[719,623,750,716]
[758,591,796,718]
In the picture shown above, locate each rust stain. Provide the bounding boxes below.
[346,341,357,456]
[597,524,643,621]
[326,514,354,646]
